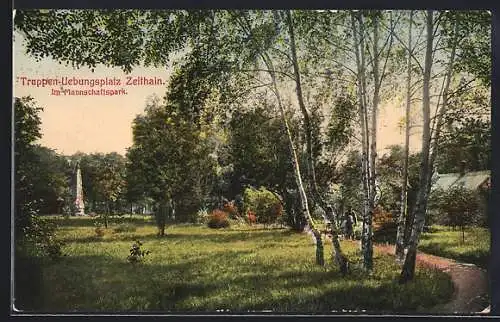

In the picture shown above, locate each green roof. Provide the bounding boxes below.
[432,170,490,191]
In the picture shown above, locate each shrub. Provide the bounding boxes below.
[373,206,397,243]
[373,205,393,228]
[127,240,150,263]
[196,207,210,224]
[246,210,257,225]
[429,186,485,242]
[243,187,283,225]
[18,209,64,261]
[207,210,230,229]
[223,200,240,219]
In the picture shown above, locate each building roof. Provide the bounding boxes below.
[433,173,461,191]
[432,170,490,191]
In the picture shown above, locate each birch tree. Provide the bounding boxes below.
[395,10,414,261]
[400,11,465,282]
[350,10,396,271]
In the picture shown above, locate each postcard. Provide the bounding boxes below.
[12,9,492,315]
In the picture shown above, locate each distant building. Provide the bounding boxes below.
[432,170,490,192]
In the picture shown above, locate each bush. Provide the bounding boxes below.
[223,200,240,219]
[127,240,150,263]
[243,187,283,225]
[373,206,398,243]
[207,210,230,229]
[196,207,210,224]
[18,211,64,260]
[246,210,257,225]
[429,186,486,241]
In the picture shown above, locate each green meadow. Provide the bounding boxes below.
[19,216,455,313]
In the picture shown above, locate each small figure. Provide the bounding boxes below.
[344,207,357,240]
[155,196,173,237]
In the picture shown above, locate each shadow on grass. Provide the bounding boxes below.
[17,250,251,312]
[16,247,454,313]
[44,216,155,228]
[59,229,301,245]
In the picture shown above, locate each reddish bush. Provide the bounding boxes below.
[247,210,257,225]
[373,205,393,228]
[207,209,230,229]
[270,203,283,218]
[372,205,398,243]
[223,201,239,218]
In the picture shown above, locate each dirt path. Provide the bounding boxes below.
[374,243,489,314]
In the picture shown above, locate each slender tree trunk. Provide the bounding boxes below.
[104,201,109,228]
[285,10,347,271]
[427,16,459,191]
[285,11,314,185]
[264,54,324,266]
[351,12,373,269]
[363,12,384,271]
[400,10,434,283]
[396,10,414,262]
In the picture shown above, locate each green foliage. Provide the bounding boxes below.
[207,210,230,229]
[14,96,65,263]
[243,187,283,225]
[376,145,422,214]
[127,240,151,263]
[70,152,127,215]
[428,186,485,235]
[126,95,218,221]
[28,146,72,215]
[325,95,357,154]
[15,10,188,73]
[437,86,490,174]
[15,96,43,232]
[335,151,364,215]
[227,105,298,196]
[18,211,64,260]
[443,11,491,86]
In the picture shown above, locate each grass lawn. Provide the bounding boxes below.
[19,216,454,313]
[419,225,490,269]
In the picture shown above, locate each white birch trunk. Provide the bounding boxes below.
[400,10,434,283]
[395,10,414,262]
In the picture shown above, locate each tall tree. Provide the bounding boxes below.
[284,10,348,272]
[14,96,43,232]
[399,10,434,283]
[395,10,414,261]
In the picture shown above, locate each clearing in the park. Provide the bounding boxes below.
[26,216,457,313]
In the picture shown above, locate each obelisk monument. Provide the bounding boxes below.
[73,161,85,216]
